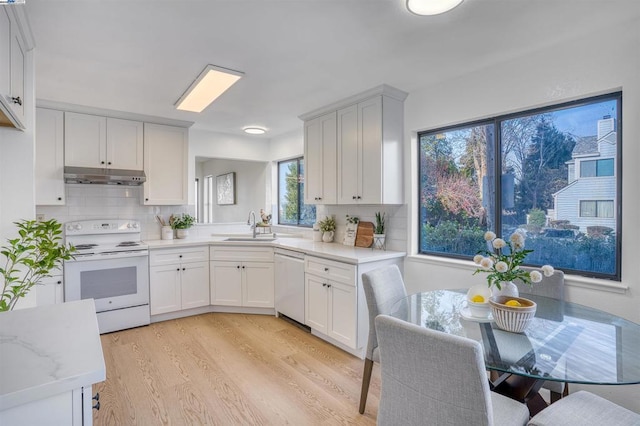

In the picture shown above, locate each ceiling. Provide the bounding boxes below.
[25,0,638,139]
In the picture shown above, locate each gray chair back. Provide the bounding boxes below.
[375,315,496,426]
[517,269,564,321]
[361,264,407,360]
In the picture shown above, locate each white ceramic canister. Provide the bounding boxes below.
[161,225,174,240]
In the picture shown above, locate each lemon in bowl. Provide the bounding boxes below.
[466,284,492,318]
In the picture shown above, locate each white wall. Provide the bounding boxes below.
[403,14,640,412]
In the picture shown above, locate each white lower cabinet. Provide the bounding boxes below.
[0,385,97,426]
[304,255,402,356]
[210,261,274,308]
[209,246,274,308]
[305,262,357,348]
[149,246,209,315]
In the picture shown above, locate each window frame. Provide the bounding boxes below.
[277,157,315,227]
[416,91,622,281]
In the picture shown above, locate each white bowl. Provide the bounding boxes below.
[466,284,492,318]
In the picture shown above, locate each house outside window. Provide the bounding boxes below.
[418,92,621,280]
[580,158,614,177]
[278,158,316,226]
[580,200,614,218]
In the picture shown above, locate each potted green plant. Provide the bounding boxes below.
[318,216,336,243]
[1,219,75,311]
[373,212,386,249]
[170,213,196,239]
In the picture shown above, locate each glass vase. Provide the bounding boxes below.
[492,281,519,298]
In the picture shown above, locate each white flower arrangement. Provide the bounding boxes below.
[473,230,555,289]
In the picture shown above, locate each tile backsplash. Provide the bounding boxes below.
[36,184,193,240]
[37,184,408,251]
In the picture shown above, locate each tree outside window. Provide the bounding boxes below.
[278,158,316,226]
[418,93,621,280]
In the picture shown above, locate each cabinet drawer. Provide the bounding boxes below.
[305,256,356,286]
[210,245,274,262]
[150,245,209,266]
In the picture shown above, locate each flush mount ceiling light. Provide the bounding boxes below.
[175,64,244,113]
[243,127,266,135]
[406,0,463,15]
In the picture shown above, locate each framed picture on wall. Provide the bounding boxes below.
[216,172,236,205]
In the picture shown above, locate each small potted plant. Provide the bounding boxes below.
[170,213,196,239]
[1,219,75,311]
[373,212,386,249]
[318,216,336,243]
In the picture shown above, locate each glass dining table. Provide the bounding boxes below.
[388,289,640,414]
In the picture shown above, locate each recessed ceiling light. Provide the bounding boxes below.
[244,127,266,135]
[406,0,463,15]
[175,64,244,113]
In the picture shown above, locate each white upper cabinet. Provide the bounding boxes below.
[143,123,188,205]
[300,85,406,205]
[304,111,337,204]
[106,117,144,170]
[35,108,65,205]
[64,112,144,170]
[0,6,29,130]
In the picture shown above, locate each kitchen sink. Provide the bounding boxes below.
[223,237,277,242]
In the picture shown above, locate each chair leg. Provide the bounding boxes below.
[359,358,374,414]
[550,383,569,404]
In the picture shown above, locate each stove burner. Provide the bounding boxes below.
[74,244,98,250]
[117,241,140,247]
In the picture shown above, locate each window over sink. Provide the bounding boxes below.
[278,157,315,227]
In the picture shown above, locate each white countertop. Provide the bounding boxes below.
[0,299,106,411]
[145,236,405,264]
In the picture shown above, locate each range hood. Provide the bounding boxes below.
[64,166,146,186]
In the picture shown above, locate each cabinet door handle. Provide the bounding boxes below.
[327,284,331,288]
[11,96,22,106]
[237,265,240,269]
[322,283,327,287]
[145,198,149,201]
[357,196,362,199]
[242,265,245,269]
[108,161,112,165]
[352,196,357,200]
[324,267,329,272]
[93,401,100,411]
[57,280,62,285]
[176,268,180,271]
[179,255,183,258]
[182,267,186,271]
[100,161,105,165]
[57,197,62,201]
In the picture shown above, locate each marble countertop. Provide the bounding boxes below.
[0,299,106,411]
[145,236,406,264]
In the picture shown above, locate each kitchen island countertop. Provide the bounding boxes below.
[0,299,106,411]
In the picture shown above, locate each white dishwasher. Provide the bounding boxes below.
[274,248,306,324]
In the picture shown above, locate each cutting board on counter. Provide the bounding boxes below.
[355,222,374,248]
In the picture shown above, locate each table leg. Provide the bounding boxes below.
[492,375,548,416]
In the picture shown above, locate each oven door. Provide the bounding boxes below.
[64,253,149,312]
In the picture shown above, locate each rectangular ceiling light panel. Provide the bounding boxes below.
[175,65,244,113]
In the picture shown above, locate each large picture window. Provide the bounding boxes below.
[278,158,316,226]
[418,92,621,280]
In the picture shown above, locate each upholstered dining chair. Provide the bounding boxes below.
[528,390,640,425]
[375,315,530,426]
[516,269,568,402]
[358,264,407,414]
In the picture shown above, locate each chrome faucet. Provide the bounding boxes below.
[247,211,257,238]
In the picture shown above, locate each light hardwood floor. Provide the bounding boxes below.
[94,313,380,425]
